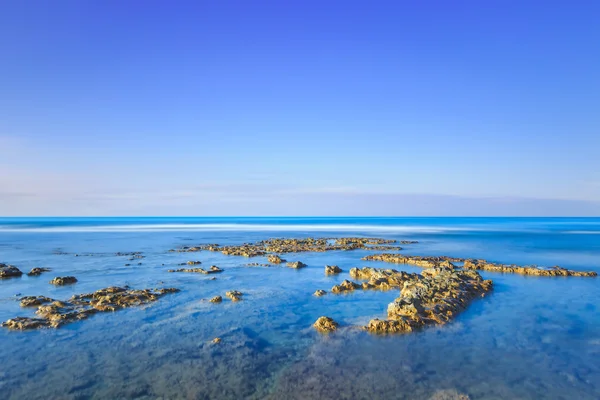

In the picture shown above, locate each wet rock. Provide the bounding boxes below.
[313,290,327,296]
[20,296,54,307]
[0,264,23,278]
[2,286,179,330]
[350,267,417,290]
[365,318,414,333]
[331,279,360,293]
[429,389,471,400]
[184,261,202,265]
[226,291,243,302]
[49,276,78,285]
[313,316,338,333]
[212,337,222,344]
[27,267,52,276]
[168,266,223,274]
[246,263,270,267]
[209,296,222,303]
[267,255,285,264]
[325,265,342,275]
[286,261,307,269]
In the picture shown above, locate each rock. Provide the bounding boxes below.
[365,318,414,333]
[331,279,360,293]
[0,264,23,278]
[27,268,52,276]
[49,276,78,285]
[313,290,327,296]
[2,286,179,330]
[429,389,471,400]
[286,261,307,269]
[209,296,222,303]
[325,265,342,275]
[187,261,201,265]
[313,316,338,333]
[226,291,243,302]
[168,266,223,274]
[20,296,54,307]
[212,337,222,344]
[267,255,285,264]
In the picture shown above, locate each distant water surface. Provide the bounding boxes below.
[0,217,599,399]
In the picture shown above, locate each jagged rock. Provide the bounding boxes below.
[209,296,222,303]
[429,389,471,400]
[168,266,223,274]
[27,268,52,276]
[325,265,342,275]
[331,279,360,293]
[226,291,243,302]
[0,264,23,278]
[187,261,201,265]
[313,316,338,333]
[313,290,327,296]
[212,337,222,344]
[2,286,179,330]
[49,276,78,285]
[267,255,285,264]
[286,261,307,269]
[365,318,414,333]
[20,296,54,307]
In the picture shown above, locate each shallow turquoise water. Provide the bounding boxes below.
[0,217,599,399]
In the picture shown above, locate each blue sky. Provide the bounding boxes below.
[1,1,599,216]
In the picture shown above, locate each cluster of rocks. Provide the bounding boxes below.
[313,289,327,296]
[168,266,223,274]
[2,286,180,330]
[171,237,411,257]
[226,291,243,302]
[365,266,493,333]
[49,276,78,285]
[363,253,598,277]
[267,254,285,264]
[325,265,342,275]
[0,264,23,278]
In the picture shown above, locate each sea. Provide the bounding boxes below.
[0,217,599,399]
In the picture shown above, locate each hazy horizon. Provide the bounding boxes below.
[1,1,599,216]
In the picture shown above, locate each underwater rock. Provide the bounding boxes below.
[267,255,285,264]
[429,389,471,400]
[187,260,201,265]
[331,279,361,293]
[0,264,23,278]
[286,261,307,269]
[20,296,54,307]
[246,263,271,267]
[27,267,52,276]
[313,316,338,333]
[49,276,78,285]
[226,291,243,302]
[2,286,179,330]
[209,296,222,303]
[365,267,492,334]
[313,290,327,296]
[168,266,223,274]
[325,265,342,275]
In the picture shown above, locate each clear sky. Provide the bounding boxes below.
[1,1,599,216]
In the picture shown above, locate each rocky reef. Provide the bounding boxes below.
[0,264,23,278]
[363,266,492,334]
[325,265,342,275]
[168,266,223,274]
[2,286,179,330]
[20,296,54,307]
[313,316,338,333]
[363,253,598,277]
[27,267,52,276]
[49,276,78,285]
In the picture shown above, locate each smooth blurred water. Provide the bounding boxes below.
[0,217,599,399]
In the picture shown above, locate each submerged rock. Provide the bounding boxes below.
[286,261,307,269]
[313,289,327,296]
[49,276,78,285]
[325,265,342,275]
[27,267,52,276]
[313,316,338,333]
[267,255,285,264]
[226,291,243,302]
[209,296,223,303]
[2,286,180,330]
[168,266,223,274]
[0,264,23,278]
[212,337,222,344]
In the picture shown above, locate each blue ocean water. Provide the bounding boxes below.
[0,217,599,399]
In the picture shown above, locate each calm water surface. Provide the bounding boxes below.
[0,217,599,399]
